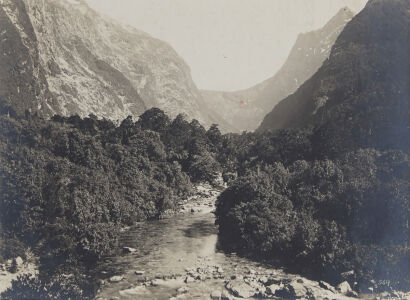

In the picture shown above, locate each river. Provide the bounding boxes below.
[94,196,279,300]
[94,190,364,300]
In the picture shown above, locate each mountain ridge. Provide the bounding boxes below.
[201,7,354,132]
[257,0,410,153]
[0,0,220,127]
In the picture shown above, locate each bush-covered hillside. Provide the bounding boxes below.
[215,0,410,292]
[216,146,409,289]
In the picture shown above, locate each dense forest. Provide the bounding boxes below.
[0,100,408,298]
[0,106,229,298]
[216,128,409,291]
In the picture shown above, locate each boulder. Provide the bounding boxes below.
[177,286,189,294]
[221,290,232,300]
[337,281,352,294]
[151,279,166,286]
[226,280,257,298]
[109,275,123,282]
[346,290,359,298]
[319,281,337,293]
[287,281,307,298]
[14,257,24,267]
[266,282,284,295]
[258,276,268,284]
[184,276,195,283]
[135,270,145,275]
[273,281,308,299]
[119,286,150,296]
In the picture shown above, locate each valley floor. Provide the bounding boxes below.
[94,185,409,300]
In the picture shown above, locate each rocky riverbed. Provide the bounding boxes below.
[95,184,409,300]
[97,256,410,300]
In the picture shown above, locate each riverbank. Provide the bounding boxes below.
[97,250,410,299]
[95,183,410,300]
[178,183,221,215]
[0,256,38,294]
[156,182,222,220]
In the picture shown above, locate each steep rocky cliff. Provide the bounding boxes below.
[0,0,215,125]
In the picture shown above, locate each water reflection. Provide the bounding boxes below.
[96,210,251,299]
[182,219,218,238]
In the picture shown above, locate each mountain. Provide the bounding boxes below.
[0,0,216,125]
[258,0,410,153]
[201,7,354,132]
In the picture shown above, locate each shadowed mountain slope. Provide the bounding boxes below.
[201,7,354,132]
[258,0,410,154]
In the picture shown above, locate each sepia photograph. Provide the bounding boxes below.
[0,0,409,299]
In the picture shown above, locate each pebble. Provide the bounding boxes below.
[123,247,137,253]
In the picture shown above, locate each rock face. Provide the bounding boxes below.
[258,0,410,155]
[201,7,354,132]
[0,0,216,127]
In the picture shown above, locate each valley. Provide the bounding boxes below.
[0,0,409,299]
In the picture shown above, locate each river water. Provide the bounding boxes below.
[93,193,386,300]
[95,204,279,300]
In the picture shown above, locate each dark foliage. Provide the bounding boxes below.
[217,0,410,291]
[216,144,409,289]
[0,108,224,298]
[2,273,96,300]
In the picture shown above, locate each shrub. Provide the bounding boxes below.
[1,273,96,300]
[215,150,410,289]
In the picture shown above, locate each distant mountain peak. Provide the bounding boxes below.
[201,7,354,132]
[318,6,354,35]
[258,0,410,154]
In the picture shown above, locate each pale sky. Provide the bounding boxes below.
[86,0,368,91]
